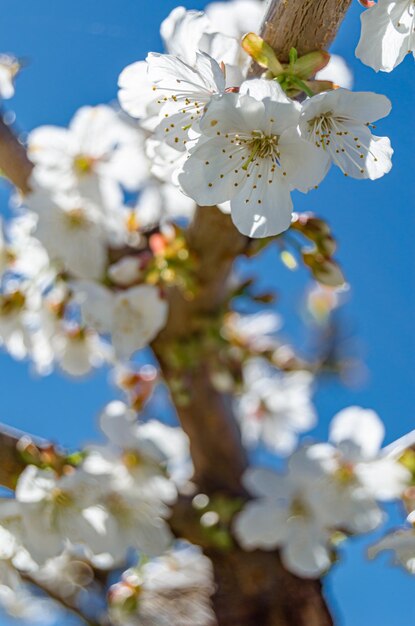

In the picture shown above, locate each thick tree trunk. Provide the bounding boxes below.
[207,548,333,626]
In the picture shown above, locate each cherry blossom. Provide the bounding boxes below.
[74,281,168,359]
[234,449,339,577]
[369,514,415,573]
[179,80,329,237]
[147,51,227,150]
[0,54,20,99]
[299,88,393,179]
[28,105,146,201]
[237,358,316,454]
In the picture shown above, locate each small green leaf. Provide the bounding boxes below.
[289,47,298,68]
[291,50,331,79]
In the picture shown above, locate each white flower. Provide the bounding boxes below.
[356,0,415,72]
[110,545,215,626]
[328,406,410,500]
[0,54,20,99]
[179,80,329,238]
[237,358,316,454]
[0,286,39,362]
[82,450,174,562]
[53,326,111,376]
[15,466,111,564]
[25,190,108,280]
[299,88,393,179]
[147,51,227,150]
[141,544,214,592]
[74,282,168,359]
[369,519,415,573]
[222,310,282,351]
[315,54,354,89]
[179,80,327,237]
[28,105,147,199]
[95,400,191,487]
[234,448,338,577]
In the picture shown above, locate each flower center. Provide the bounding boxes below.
[65,208,89,229]
[73,154,96,176]
[242,131,280,171]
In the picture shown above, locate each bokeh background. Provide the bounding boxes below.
[0,1,414,624]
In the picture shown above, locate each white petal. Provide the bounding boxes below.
[231,160,293,238]
[282,520,332,577]
[239,78,293,104]
[118,61,156,119]
[356,0,410,72]
[357,458,410,500]
[330,406,385,461]
[279,127,330,192]
[178,137,246,205]
[234,500,289,549]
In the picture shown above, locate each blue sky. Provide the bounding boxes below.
[0,1,414,624]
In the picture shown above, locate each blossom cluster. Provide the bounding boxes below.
[118,6,393,238]
[0,0,413,623]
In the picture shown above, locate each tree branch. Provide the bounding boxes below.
[257,0,353,61]
[0,117,33,194]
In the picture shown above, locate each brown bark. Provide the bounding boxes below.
[207,548,333,626]
[0,118,33,193]
[0,1,353,622]
[257,0,353,62]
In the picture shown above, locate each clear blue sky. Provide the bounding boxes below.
[0,1,414,625]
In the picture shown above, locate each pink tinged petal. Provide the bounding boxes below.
[231,159,293,238]
[234,500,290,549]
[330,406,385,461]
[279,127,330,192]
[178,137,247,205]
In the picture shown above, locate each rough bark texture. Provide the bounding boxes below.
[206,548,333,626]
[258,0,353,61]
[0,1,354,623]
